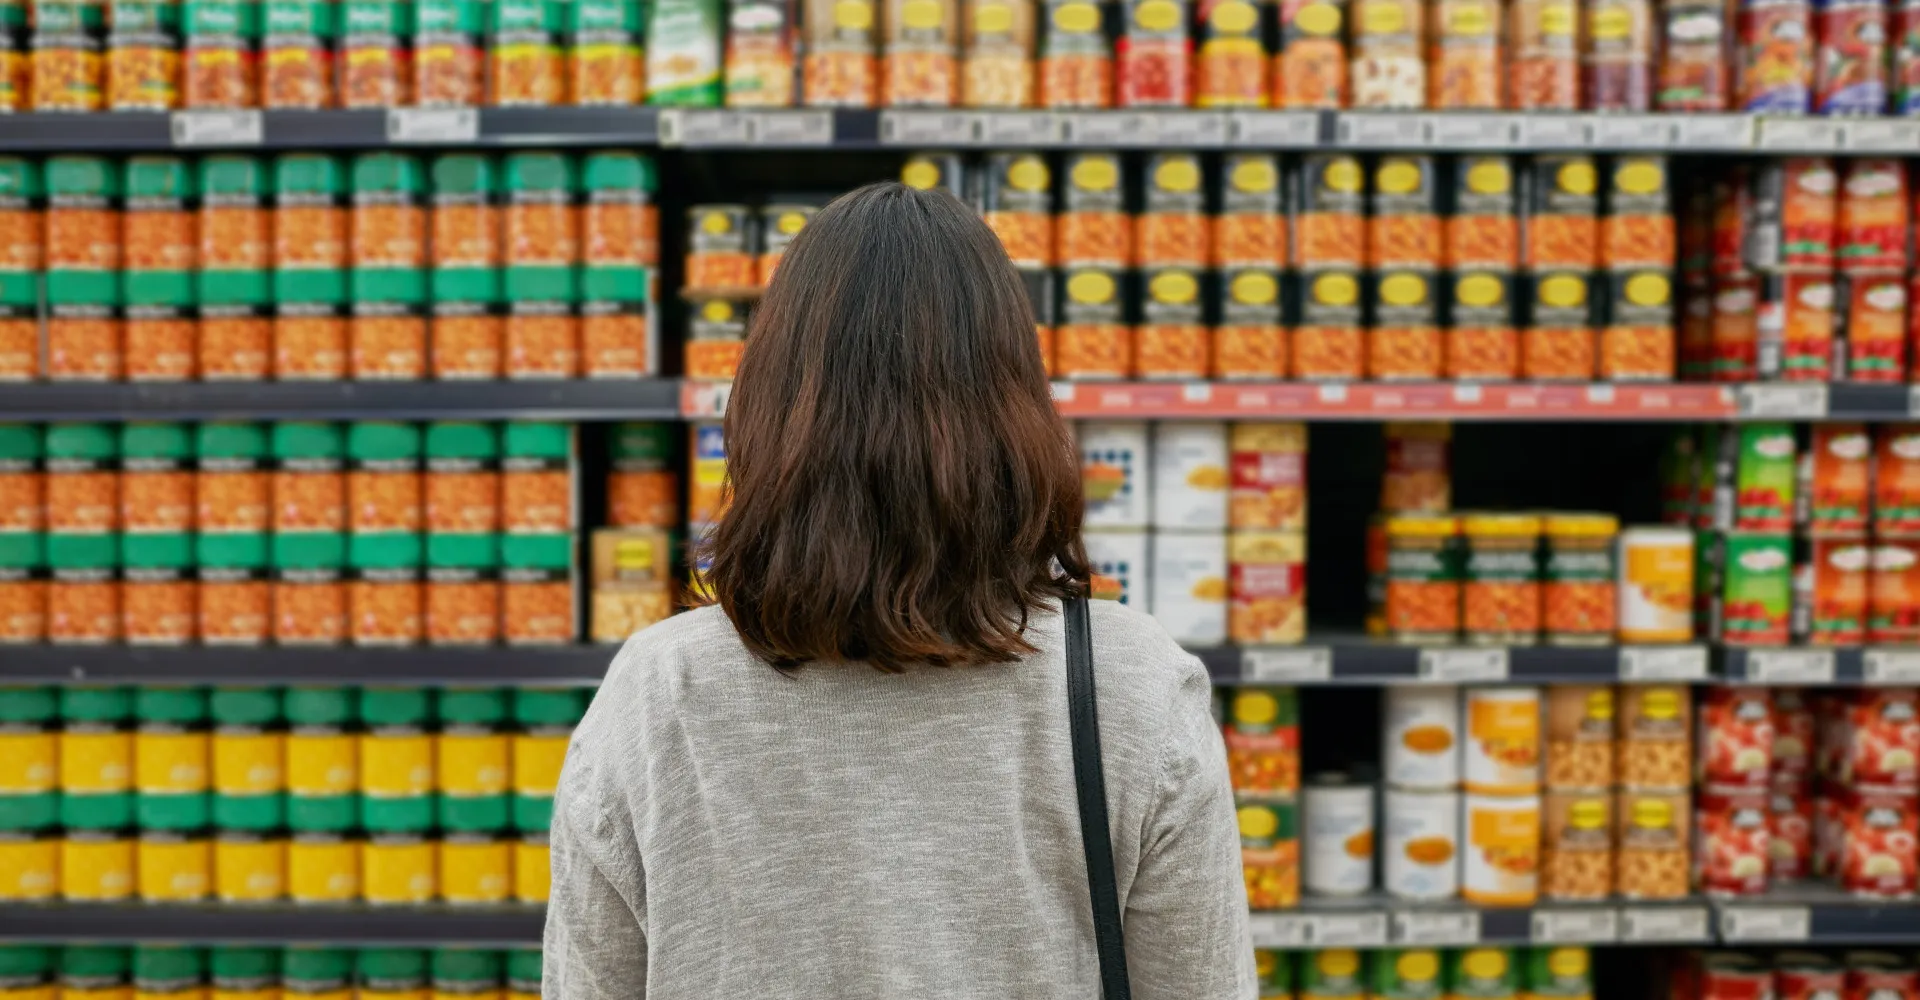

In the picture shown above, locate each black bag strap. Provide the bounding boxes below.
[1065,593,1132,1000]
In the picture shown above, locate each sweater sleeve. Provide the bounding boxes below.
[544,702,650,1000]
[1121,656,1257,1000]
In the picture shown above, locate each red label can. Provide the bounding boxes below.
[1838,786,1920,898]
[1837,688,1920,790]
[1869,538,1920,644]
[1712,168,1753,274]
[1774,688,1818,780]
[1810,538,1871,645]
[1700,687,1777,788]
[1700,954,1776,1000]
[1712,273,1760,380]
[1875,425,1920,536]
[1842,272,1908,382]
[1838,159,1909,272]
[1845,953,1920,1000]
[1752,158,1838,272]
[1759,271,1837,380]
[1776,953,1843,1000]
[1697,783,1772,895]
[1771,785,1816,879]
[1809,424,1872,535]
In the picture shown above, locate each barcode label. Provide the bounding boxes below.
[1619,645,1708,681]
[1392,910,1480,945]
[1243,647,1332,682]
[1531,909,1619,943]
[1419,647,1508,682]
[171,110,264,147]
[1746,648,1836,684]
[1619,906,1710,942]
[1720,906,1811,942]
[387,107,479,143]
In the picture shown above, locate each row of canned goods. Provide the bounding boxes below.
[0,685,585,906]
[1680,159,1917,278]
[1675,268,1920,384]
[0,946,542,1000]
[1253,947,1593,1000]
[1375,514,1696,646]
[0,0,649,112]
[1663,424,1920,540]
[1678,952,1920,1000]
[905,151,1675,273]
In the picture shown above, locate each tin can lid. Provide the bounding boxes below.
[502,421,569,460]
[351,152,424,197]
[424,422,498,462]
[282,948,353,988]
[131,946,205,985]
[124,156,196,201]
[431,949,502,987]
[283,687,356,726]
[513,688,586,727]
[440,793,509,832]
[360,687,432,726]
[580,150,655,194]
[0,424,41,461]
[0,686,56,723]
[430,153,496,197]
[356,949,429,987]
[135,686,208,724]
[347,421,422,462]
[44,422,117,461]
[198,155,268,198]
[210,687,281,725]
[59,945,129,980]
[61,686,133,722]
[271,421,345,461]
[208,946,280,984]
[274,153,344,199]
[438,687,507,725]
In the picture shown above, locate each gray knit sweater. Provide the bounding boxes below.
[544,600,1254,1000]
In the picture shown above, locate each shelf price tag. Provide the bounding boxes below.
[880,111,981,145]
[753,111,834,146]
[1061,112,1143,145]
[1248,914,1312,949]
[1392,910,1480,946]
[1618,906,1710,943]
[1864,649,1920,684]
[1519,115,1589,147]
[1590,115,1673,149]
[1619,645,1708,681]
[1419,647,1508,682]
[686,382,731,419]
[1737,383,1828,418]
[1531,909,1618,943]
[1719,906,1811,943]
[1429,114,1519,148]
[981,112,1060,144]
[1229,110,1322,147]
[1745,648,1836,684]
[171,109,264,147]
[1306,912,1389,947]
[660,110,753,146]
[1840,119,1920,152]
[1153,112,1228,146]
[1049,381,1077,403]
[1673,114,1754,149]
[386,107,479,143]
[1337,113,1431,147]
[1243,647,1332,683]
[1756,118,1843,151]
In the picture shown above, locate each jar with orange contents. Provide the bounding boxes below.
[568,0,644,105]
[182,0,260,108]
[882,0,958,106]
[350,152,428,380]
[1037,0,1111,106]
[271,532,346,646]
[197,156,271,380]
[106,0,180,110]
[1444,272,1518,380]
[503,533,574,645]
[425,421,501,646]
[30,0,106,112]
[415,0,485,106]
[1386,514,1461,644]
[1462,513,1543,646]
[726,0,800,106]
[1543,513,1617,646]
[47,533,119,644]
[261,0,335,108]
[803,0,879,105]
[961,0,1034,105]
[1056,152,1129,267]
[488,0,566,106]
[0,6,27,112]
[338,0,411,108]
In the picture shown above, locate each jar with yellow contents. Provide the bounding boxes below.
[209,947,278,1000]
[285,687,359,904]
[211,688,285,903]
[361,688,436,906]
[439,688,511,905]
[59,687,135,902]
[134,687,212,902]
[511,687,584,903]
[0,687,58,902]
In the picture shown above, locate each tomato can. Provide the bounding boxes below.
[1700,954,1775,1000]
[1898,0,1920,112]
[1757,271,1837,381]
[1771,784,1816,879]
[1844,953,1919,1000]
[1748,158,1837,272]
[1838,786,1920,896]
[1774,953,1841,1000]
[1806,537,1870,645]
[1841,272,1908,382]
[1720,532,1794,645]
[1710,273,1759,381]
[1814,0,1889,114]
[1877,425,1920,536]
[1699,687,1776,788]
[1382,787,1458,901]
[1838,159,1908,272]
[1382,685,1458,789]
[1834,688,1920,789]
[1774,688,1817,781]
[1462,792,1541,906]
[1870,538,1920,644]
[1696,783,1771,896]
[1303,773,1374,896]
[1807,424,1871,535]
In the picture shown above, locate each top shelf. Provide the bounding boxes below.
[1,108,1912,154]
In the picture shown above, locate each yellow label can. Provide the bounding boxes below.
[134,731,210,794]
[135,834,211,901]
[0,732,56,793]
[440,836,511,904]
[286,732,357,797]
[363,837,438,905]
[287,836,360,903]
[438,733,509,797]
[213,835,286,902]
[510,734,568,797]
[512,836,550,903]
[212,731,285,796]
[61,833,135,900]
[0,987,55,1000]
[60,730,132,793]
[360,734,433,797]
[0,832,58,900]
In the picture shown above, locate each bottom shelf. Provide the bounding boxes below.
[0,902,545,945]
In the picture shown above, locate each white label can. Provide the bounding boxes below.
[1150,531,1228,645]
[1383,686,1461,789]
[1081,421,1152,529]
[1461,792,1542,906]
[1151,422,1229,530]
[1084,530,1150,608]
[1303,775,1375,897]
[1463,686,1543,794]
[1383,786,1460,901]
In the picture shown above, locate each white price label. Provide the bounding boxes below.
[1430,114,1519,148]
[688,382,731,418]
[1062,112,1142,145]
[1338,113,1431,147]
[1181,382,1213,403]
[1840,119,1920,152]
[880,111,980,145]
[1673,114,1754,149]
[1908,384,1920,419]
[1865,649,1920,684]
[1619,645,1709,681]
[1746,648,1836,684]
[1248,914,1312,949]
[1419,647,1509,682]
[1618,906,1710,943]
[981,112,1060,144]
[662,110,753,146]
[1317,383,1349,403]
[754,111,834,146]
[1243,647,1332,683]
[1229,110,1322,147]
[1050,381,1077,402]
[386,107,479,143]
[1531,909,1619,943]
[170,109,264,147]
[1585,384,1617,404]
[1453,383,1484,404]
[1590,115,1673,149]
[1519,115,1589,148]
[1392,910,1480,945]
[1756,118,1843,151]
[1306,913,1389,948]
[1738,383,1828,418]
[1720,906,1811,942]
[1153,112,1228,146]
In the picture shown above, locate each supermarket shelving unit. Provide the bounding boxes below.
[0,903,545,946]
[0,380,684,422]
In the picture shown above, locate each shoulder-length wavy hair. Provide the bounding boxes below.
[701,181,1088,671]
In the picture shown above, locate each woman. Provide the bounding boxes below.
[545,182,1252,999]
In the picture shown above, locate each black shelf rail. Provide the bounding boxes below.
[0,903,545,945]
[0,380,683,422]
[0,645,614,686]
[0,108,661,152]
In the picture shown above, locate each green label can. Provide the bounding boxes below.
[1521,946,1592,999]
[1719,532,1792,646]
[1371,949,1443,1000]
[1733,423,1796,532]
[1299,949,1366,1000]
[1447,948,1518,1000]
[1252,949,1291,999]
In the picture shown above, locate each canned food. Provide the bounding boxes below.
[1814,0,1888,114]
[1544,686,1614,790]
[684,205,755,292]
[1300,949,1367,999]
[1229,531,1306,644]
[1385,514,1460,644]
[1136,266,1208,379]
[1757,271,1837,381]
[1774,953,1841,1000]
[1806,538,1870,646]
[1773,688,1816,781]
[1079,421,1148,530]
[1699,687,1775,787]
[1303,773,1374,896]
[1840,273,1907,383]
[1255,949,1293,999]
[1749,158,1837,272]
[1808,424,1871,536]
[1838,159,1908,272]
[1617,527,1694,642]
[1618,684,1692,789]
[1735,0,1813,111]
[1238,795,1300,909]
[1293,155,1365,266]
[1700,954,1776,1000]
[980,153,1054,268]
[1057,152,1129,267]
[1444,272,1519,381]
[1837,786,1919,897]
[1083,530,1146,605]
[1214,266,1287,379]
[1771,785,1815,880]
[1224,686,1301,797]
[1371,949,1444,999]
[1382,422,1451,513]
[1228,422,1305,531]
[1875,424,1920,537]
[1871,538,1920,644]
[1462,793,1540,906]
[1844,954,1919,1000]
[1462,514,1542,645]
[1149,532,1228,646]
[1542,514,1617,645]
[1614,788,1689,899]
[1465,687,1542,794]
[1382,685,1459,789]
[1054,265,1129,378]
[1540,790,1612,901]
[1833,689,1920,790]
[757,203,816,286]
[1383,787,1458,901]
[1294,267,1365,379]
[1696,783,1770,896]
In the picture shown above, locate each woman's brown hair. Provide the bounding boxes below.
[702,181,1088,671]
